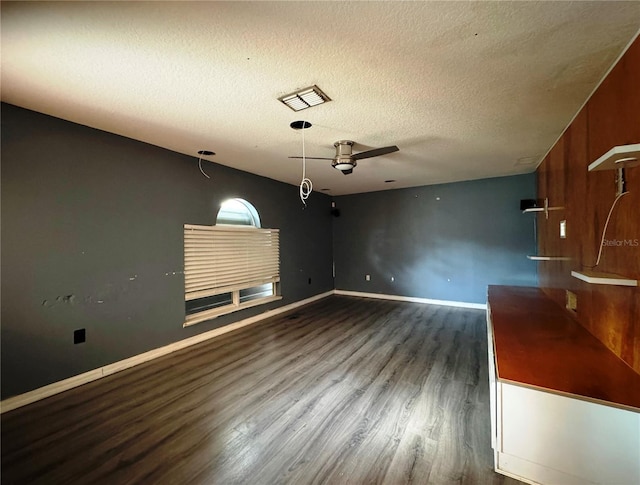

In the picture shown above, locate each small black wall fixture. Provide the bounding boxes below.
[520,199,538,211]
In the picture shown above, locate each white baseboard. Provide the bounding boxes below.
[0,290,333,414]
[1,289,484,413]
[334,289,487,310]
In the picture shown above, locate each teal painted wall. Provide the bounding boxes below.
[333,175,538,303]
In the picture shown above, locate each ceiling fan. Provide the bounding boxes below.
[290,140,399,175]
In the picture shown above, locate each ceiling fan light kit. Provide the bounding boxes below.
[289,140,399,176]
[332,140,357,172]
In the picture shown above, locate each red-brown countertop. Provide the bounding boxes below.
[488,285,640,411]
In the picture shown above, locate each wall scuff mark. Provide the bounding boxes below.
[41,295,76,308]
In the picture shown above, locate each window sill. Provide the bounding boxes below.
[183,295,282,327]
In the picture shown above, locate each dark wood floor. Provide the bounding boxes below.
[1,296,522,485]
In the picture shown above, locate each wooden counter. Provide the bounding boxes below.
[487,285,640,485]
[488,285,640,411]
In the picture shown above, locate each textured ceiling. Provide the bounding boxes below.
[2,1,640,195]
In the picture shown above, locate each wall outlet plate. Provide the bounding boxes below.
[74,328,86,344]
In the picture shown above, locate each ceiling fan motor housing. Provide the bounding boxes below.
[332,140,356,170]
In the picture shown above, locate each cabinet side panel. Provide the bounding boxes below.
[486,306,498,452]
[501,383,640,485]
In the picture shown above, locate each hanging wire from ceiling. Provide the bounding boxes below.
[197,150,214,179]
[298,122,313,206]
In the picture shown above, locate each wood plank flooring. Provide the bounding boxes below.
[1,296,522,485]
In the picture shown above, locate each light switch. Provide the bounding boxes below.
[566,290,577,312]
[560,220,567,239]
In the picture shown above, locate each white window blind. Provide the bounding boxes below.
[183,224,280,325]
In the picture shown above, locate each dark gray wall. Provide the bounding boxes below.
[1,103,334,399]
[1,103,538,400]
[332,174,538,303]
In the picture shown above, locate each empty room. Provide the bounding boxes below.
[1,2,639,484]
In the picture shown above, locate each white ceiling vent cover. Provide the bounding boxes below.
[279,85,331,111]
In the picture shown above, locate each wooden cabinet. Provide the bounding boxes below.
[487,286,640,485]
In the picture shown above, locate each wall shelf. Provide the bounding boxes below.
[571,270,638,287]
[588,144,640,171]
[527,256,570,261]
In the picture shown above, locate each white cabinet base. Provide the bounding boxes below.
[493,382,640,485]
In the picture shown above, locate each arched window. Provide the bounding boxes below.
[216,198,261,227]
[183,198,280,326]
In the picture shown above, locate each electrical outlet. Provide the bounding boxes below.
[365,274,370,281]
[74,328,86,344]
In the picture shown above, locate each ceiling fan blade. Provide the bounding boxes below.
[288,156,334,160]
[341,168,353,175]
[352,145,399,161]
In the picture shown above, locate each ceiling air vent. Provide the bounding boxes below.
[279,85,331,111]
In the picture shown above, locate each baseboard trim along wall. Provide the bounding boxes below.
[1,289,485,413]
[0,290,334,414]
[334,289,488,310]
